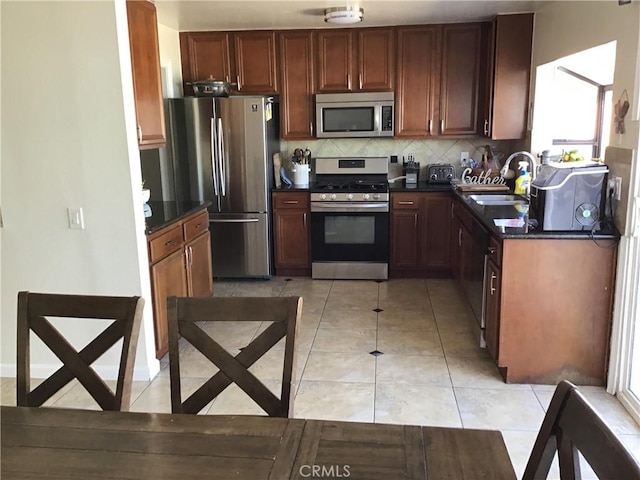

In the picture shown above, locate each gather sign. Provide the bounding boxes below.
[461,167,506,184]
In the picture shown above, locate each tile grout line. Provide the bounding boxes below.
[426,279,465,429]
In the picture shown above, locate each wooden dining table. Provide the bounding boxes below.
[1,405,517,479]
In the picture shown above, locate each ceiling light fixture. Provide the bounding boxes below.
[324,6,364,24]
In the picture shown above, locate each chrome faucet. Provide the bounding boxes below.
[500,151,539,181]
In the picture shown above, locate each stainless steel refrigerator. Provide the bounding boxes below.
[166,96,279,278]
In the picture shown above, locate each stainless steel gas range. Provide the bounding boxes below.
[310,157,389,280]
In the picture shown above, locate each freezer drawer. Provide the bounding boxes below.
[209,213,271,278]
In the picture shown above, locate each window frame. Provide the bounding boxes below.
[551,66,612,159]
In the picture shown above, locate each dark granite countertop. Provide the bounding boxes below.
[453,190,619,241]
[272,185,310,192]
[145,201,211,235]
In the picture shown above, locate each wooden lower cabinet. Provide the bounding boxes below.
[272,192,311,276]
[186,231,213,298]
[390,192,451,278]
[493,239,616,385]
[147,208,213,358]
[150,249,188,359]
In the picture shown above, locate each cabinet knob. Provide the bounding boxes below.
[429,120,433,136]
[483,119,489,136]
[347,74,352,91]
[284,200,299,204]
[310,122,313,136]
[490,272,497,295]
[359,74,363,90]
[236,75,242,91]
[137,124,142,143]
[398,201,414,205]
[440,119,445,134]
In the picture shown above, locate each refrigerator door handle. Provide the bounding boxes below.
[210,218,259,223]
[210,117,219,197]
[217,117,226,197]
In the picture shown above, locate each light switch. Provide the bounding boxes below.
[68,207,85,230]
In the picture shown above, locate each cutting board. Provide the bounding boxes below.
[456,183,510,192]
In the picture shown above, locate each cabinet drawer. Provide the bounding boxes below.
[148,224,183,264]
[391,193,420,210]
[488,236,502,267]
[273,192,309,209]
[183,210,209,243]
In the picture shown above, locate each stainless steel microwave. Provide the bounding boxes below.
[315,92,394,138]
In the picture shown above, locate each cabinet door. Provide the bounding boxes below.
[395,26,440,137]
[316,30,354,92]
[180,32,232,95]
[273,209,310,270]
[484,13,533,140]
[187,231,213,298]
[279,32,315,139]
[439,24,483,136]
[422,193,452,274]
[150,249,188,359]
[126,0,165,149]
[484,260,501,361]
[234,31,278,94]
[357,28,394,91]
[390,211,420,271]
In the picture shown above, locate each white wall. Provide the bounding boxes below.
[158,23,183,98]
[531,1,640,152]
[1,0,159,381]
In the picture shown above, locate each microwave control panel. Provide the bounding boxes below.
[381,106,393,132]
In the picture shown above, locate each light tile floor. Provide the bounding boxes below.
[2,278,639,478]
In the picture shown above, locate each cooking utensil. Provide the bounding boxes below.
[187,76,231,97]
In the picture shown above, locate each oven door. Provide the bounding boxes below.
[310,202,389,279]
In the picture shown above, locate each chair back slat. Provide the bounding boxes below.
[16,291,144,412]
[167,296,302,416]
[522,380,640,480]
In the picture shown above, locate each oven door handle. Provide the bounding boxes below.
[311,202,389,213]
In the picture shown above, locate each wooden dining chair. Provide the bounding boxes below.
[167,295,302,416]
[522,380,640,480]
[17,291,144,411]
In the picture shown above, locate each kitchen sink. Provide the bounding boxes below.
[468,194,528,206]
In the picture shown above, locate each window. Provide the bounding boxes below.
[551,66,613,159]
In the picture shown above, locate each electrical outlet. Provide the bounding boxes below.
[68,207,85,230]
[609,176,623,201]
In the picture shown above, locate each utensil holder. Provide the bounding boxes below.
[292,164,310,186]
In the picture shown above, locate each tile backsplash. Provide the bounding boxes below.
[281,137,515,180]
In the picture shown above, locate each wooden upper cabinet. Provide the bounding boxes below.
[357,28,394,91]
[180,32,232,95]
[179,30,278,95]
[439,24,483,136]
[316,30,354,92]
[316,28,394,93]
[279,31,315,139]
[126,0,165,149]
[234,31,278,94]
[483,13,534,140]
[395,26,440,137]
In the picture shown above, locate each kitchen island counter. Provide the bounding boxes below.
[144,200,211,235]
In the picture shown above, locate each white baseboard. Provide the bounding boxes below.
[0,363,153,382]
